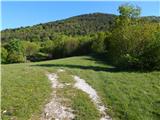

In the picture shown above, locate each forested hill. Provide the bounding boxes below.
[142,16,160,22]
[1,13,116,42]
[1,13,160,43]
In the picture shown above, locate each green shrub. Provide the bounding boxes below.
[117,54,140,69]
[6,39,26,63]
[1,47,8,64]
[22,41,40,57]
[52,37,79,58]
[76,36,93,55]
[92,32,106,53]
[41,40,55,54]
[63,38,79,56]
[7,51,26,63]
[139,31,160,70]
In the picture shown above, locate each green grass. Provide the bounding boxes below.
[2,56,160,120]
[55,70,100,120]
[1,64,52,120]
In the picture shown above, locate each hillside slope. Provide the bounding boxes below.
[1,13,116,42]
[2,13,160,43]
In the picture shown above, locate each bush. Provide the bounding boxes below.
[41,40,55,54]
[22,41,40,60]
[117,54,140,69]
[7,51,26,63]
[139,31,160,70]
[1,47,8,64]
[6,39,26,63]
[52,37,79,58]
[92,32,106,53]
[63,38,79,56]
[76,36,93,55]
[22,41,40,58]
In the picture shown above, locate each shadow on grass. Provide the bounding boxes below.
[32,63,146,73]
[32,63,119,72]
[31,56,143,73]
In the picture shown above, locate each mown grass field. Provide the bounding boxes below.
[1,56,160,120]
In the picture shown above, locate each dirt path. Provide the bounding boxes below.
[73,75,112,120]
[41,69,111,120]
[41,72,75,120]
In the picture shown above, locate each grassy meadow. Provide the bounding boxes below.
[1,56,160,120]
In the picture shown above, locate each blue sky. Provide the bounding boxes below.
[1,1,160,30]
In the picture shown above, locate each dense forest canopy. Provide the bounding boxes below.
[1,13,116,42]
[1,4,160,70]
[1,13,159,42]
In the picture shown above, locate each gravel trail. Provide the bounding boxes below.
[41,69,111,120]
[41,72,75,120]
[73,75,112,120]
